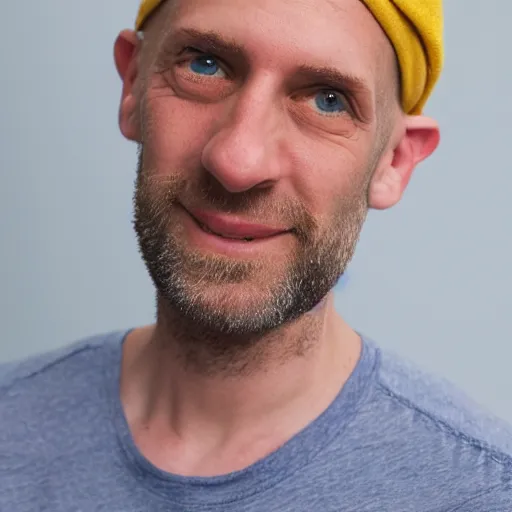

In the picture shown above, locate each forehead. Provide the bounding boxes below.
[153,0,394,88]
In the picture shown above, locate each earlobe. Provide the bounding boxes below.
[368,116,440,210]
[114,30,142,142]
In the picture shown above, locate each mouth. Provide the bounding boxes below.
[176,204,295,258]
[196,221,256,242]
[185,206,291,242]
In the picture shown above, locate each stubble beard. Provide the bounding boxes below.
[133,145,369,367]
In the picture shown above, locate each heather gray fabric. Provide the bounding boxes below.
[1,330,511,511]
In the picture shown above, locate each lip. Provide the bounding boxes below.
[186,208,289,239]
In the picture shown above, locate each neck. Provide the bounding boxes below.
[120,293,361,475]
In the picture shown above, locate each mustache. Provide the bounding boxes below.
[135,170,318,244]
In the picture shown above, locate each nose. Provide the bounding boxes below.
[200,85,286,193]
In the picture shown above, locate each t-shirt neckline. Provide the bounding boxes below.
[104,329,379,508]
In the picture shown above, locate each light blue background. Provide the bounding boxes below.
[1,1,510,422]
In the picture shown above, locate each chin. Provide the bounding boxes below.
[160,272,301,336]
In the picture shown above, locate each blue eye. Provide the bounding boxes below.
[189,55,225,77]
[313,90,347,115]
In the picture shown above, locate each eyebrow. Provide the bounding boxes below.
[295,64,371,99]
[164,28,244,56]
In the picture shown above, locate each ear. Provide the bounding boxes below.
[114,30,142,142]
[368,116,440,210]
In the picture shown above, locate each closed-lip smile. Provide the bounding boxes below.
[186,208,290,241]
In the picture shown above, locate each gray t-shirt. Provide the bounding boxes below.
[1,330,511,511]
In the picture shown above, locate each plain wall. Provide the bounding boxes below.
[1,1,511,422]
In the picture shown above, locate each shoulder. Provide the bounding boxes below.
[343,337,512,509]
[0,330,127,440]
[363,338,512,508]
[373,342,512,461]
[0,330,126,397]
[0,330,127,494]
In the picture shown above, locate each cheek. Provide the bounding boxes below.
[290,140,371,218]
[142,91,218,175]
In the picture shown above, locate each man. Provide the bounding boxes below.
[1,0,511,510]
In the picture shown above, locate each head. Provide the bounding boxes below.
[114,0,441,336]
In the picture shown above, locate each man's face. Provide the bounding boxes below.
[129,0,398,335]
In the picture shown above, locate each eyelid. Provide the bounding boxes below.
[180,46,206,56]
[178,47,232,77]
[300,87,354,119]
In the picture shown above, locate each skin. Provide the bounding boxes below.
[113,0,440,477]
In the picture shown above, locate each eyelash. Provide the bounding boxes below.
[179,47,230,73]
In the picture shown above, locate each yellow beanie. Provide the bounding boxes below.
[135,0,443,115]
